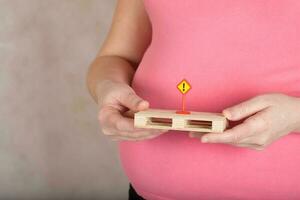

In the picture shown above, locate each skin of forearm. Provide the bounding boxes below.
[294,97,300,132]
[87,55,136,103]
[295,97,300,132]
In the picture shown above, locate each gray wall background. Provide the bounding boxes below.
[0,0,129,199]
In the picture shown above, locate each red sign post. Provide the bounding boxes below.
[176,79,191,114]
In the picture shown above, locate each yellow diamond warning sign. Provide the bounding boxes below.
[177,79,191,94]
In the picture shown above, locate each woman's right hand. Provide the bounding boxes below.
[96,80,167,141]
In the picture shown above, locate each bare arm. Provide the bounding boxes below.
[86,0,166,141]
[87,0,152,103]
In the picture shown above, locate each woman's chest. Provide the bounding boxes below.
[144,0,300,40]
[144,0,300,59]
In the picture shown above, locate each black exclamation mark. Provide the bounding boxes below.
[183,83,185,92]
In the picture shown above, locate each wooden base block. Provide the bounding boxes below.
[134,109,228,133]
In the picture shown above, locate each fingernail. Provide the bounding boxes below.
[223,110,232,119]
[201,137,208,143]
[138,100,149,109]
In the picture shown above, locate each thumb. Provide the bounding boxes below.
[223,95,270,121]
[120,92,149,112]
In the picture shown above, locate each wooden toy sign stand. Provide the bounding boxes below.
[134,79,228,133]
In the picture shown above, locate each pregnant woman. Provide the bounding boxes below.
[87,0,300,199]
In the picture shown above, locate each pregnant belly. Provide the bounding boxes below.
[119,58,300,199]
[119,133,300,200]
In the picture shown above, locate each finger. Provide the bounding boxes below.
[187,130,267,151]
[190,132,262,151]
[110,133,161,141]
[202,111,268,144]
[188,132,206,139]
[223,95,271,121]
[187,132,265,150]
[122,129,168,138]
[102,114,167,139]
[99,106,136,132]
[123,110,135,118]
[109,130,167,141]
[119,92,149,112]
[238,133,270,146]
[201,120,257,144]
[229,143,265,151]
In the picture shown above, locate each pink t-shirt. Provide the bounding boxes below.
[119,1,300,199]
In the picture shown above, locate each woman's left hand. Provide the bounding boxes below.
[190,93,300,151]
